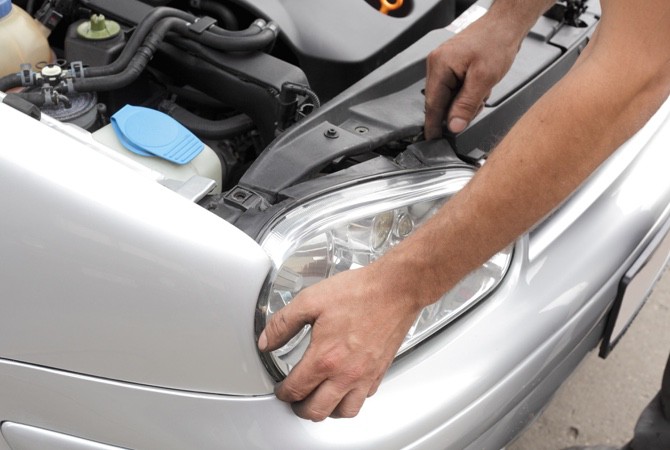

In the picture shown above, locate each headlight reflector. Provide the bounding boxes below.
[257,168,513,379]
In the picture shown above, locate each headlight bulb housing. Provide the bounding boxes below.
[257,168,513,380]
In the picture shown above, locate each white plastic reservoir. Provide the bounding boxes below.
[93,123,223,194]
[0,0,52,77]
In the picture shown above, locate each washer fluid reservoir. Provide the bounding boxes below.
[93,123,223,195]
[0,0,51,78]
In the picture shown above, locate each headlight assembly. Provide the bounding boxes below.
[257,168,513,379]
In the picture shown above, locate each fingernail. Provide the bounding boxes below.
[258,331,268,351]
[449,118,467,134]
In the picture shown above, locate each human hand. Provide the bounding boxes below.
[257,264,424,421]
[424,12,526,139]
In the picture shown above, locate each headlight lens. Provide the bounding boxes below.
[257,168,513,379]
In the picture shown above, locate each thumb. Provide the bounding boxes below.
[258,296,316,352]
[447,72,492,134]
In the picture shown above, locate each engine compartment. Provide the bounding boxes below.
[1,0,454,195]
[1,0,598,232]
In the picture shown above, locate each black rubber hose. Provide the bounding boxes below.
[13,92,46,107]
[85,7,195,78]
[160,101,254,140]
[171,21,278,53]
[206,18,265,38]
[0,73,23,92]
[165,84,230,110]
[156,42,278,144]
[11,91,71,108]
[85,10,267,78]
[74,17,184,92]
[193,0,239,31]
[74,16,276,92]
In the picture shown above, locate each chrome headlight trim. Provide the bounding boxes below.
[256,167,513,380]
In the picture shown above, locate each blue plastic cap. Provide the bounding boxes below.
[111,105,204,165]
[0,0,12,19]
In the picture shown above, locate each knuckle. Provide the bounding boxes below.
[470,65,499,87]
[367,379,382,398]
[300,405,329,422]
[276,381,306,402]
[336,406,360,419]
[340,365,365,384]
[310,410,330,422]
[427,48,442,66]
[315,348,345,374]
[315,355,339,374]
[454,96,481,114]
[278,310,291,331]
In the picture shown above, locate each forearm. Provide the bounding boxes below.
[383,1,670,308]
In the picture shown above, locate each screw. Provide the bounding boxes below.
[324,128,339,139]
[355,126,369,134]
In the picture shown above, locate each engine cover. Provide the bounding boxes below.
[230,0,454,98]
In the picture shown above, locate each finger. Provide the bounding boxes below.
[424,50,460,140]
[290,380,350,422]
[259,295,316,352]
[474,98,486,118]
[331,388,368,419]
[274,343,337,403]
[446,68,494,133]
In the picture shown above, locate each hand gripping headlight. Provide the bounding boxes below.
[256,168,513,379]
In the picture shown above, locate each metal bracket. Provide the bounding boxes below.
[159,176,217,202]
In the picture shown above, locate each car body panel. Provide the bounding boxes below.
[0,100,274,395]
[1,422,126,450]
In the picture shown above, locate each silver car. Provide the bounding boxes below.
[1,0,669,449]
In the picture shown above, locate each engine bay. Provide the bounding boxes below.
[1,0,597,232]
[1,0,454,195]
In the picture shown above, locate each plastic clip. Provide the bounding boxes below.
[70,61,85,80]
[35,1,64,31]
[19,64,35,87]
[189,16,217,35]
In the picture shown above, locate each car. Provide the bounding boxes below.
[1,0,669,449]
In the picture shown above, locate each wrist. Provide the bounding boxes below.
[369,240,454,312]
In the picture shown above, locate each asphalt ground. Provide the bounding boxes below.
[508,268,670,449]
